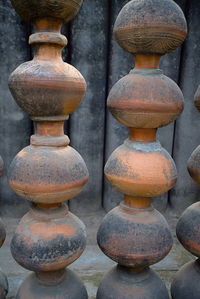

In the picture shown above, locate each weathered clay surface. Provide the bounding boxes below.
[9,145,88,203]
[171,260,200,299]
[97,265,169,299]
[97,205,172,267]
[11,204,86,272]
[187,145,200,185]
[9,59,86,120]
[108,69,184,128]
[176,202,200,257]
[171,24,200,295]
[114,0,187,54]
[11,0,83,22]
[8,0,88,297]
[105,139,177,197]
[16,269,88,299]
[97,0,186,297]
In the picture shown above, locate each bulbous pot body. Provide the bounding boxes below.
[8,145,89,203]
[107,69,184,128]
[11,204,87,272]
[105,139,177,197]
[16,269,88,299]
[97,265,169,299]
[9,60,86,121]
[97,205,173,267]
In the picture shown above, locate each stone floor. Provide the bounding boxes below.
[0,209,195,298]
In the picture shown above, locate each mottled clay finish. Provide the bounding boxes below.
[11,0,83,22]
[8,0,88,297]
[97,205,172,267]
[97,0,186,298]
[9,60,86,120]
[114,0,187,55]
[105,139,177,197]
[187,145,200,185]
[107,69,184,128]
[172,203,200,297]
[16,269,88,299]
[9,145,88,203]
[97,266,169,299]
[176,203,200,257]
[171,260,200,299]
[11,204,86,272]
[171,49,200,298]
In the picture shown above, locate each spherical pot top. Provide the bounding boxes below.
[11,0,83,23]
[114,0,187,55]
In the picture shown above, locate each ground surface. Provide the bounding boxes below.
[0,210,194,298]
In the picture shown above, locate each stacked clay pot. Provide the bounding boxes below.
[8,0,89,298]
[97,0,187,298]
[171,86,200,299]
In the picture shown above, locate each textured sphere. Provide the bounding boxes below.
[8,145,89,203]
[194,85,200,112]
[107,69,184,128]
[9,60,86,121]
[105,139,177,197]
[11,0,83,23]
[97,205,172,267]
[176,202,200,257]
[16,269,88,299]
[171,260,200,299]
[187,145,200,184]
[11,204,86,272]
[97,265,169,299]
[114,0,187,55]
